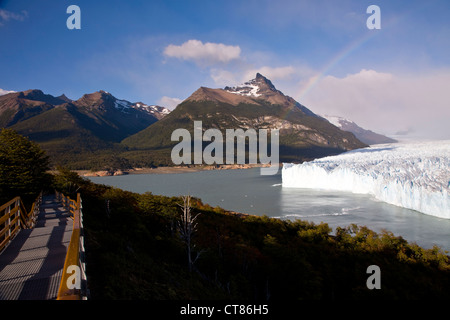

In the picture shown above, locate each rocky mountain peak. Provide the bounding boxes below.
[56,94,72,103]
[253,73,277,92]
[224,73,279,98]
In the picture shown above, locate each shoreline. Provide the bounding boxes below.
[78,163,274,177]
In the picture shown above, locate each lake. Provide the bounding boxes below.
[89,167,450,252]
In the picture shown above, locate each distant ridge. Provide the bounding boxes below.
[321,115,397,145]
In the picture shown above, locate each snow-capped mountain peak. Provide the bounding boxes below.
[225,82,262,97]
[224,73,278,98]
[132,102,170,119]
[107,94,170,119]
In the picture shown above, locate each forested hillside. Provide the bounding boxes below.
[53,170,450,300]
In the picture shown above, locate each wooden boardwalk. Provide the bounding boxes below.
[0,195,73,300]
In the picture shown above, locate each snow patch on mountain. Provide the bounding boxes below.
[0,88,16,96]
[114,99,132,112]
[282,140,450,219]
[112,97,170,118]
[322,115,348,128]
[321,114,397,145]
[225,82,262,97]
[224,73,282,98]
[133,103,170,117]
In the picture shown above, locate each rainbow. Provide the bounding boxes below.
[298,2,425,103]
[300,33,377,100]
[277,2,424,121]
[278,30,380,121]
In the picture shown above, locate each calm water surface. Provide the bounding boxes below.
[89,168,450,251]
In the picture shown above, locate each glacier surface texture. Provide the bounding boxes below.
[282,140,450,219]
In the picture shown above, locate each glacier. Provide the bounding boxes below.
[282,140,450,219]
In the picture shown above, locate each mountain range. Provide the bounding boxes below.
[321,115,397,145]
[0,74,396,170]
[0,89,169,168]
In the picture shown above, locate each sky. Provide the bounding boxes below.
[1,0,449,139]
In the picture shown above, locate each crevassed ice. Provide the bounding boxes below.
[282,140,450,219]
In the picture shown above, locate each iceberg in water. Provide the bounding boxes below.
[282,140,450,219]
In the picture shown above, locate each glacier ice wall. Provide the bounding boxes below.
[282,140,450,219]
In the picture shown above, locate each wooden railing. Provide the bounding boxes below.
[56,191,88,300]
[0,193,42,253]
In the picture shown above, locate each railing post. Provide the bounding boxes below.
[15,198,20,230]
[6,203,11,244]
[77,193,81,214]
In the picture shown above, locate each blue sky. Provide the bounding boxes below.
[1,0,449,138]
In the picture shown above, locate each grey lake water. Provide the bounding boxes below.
[89,167,450,252]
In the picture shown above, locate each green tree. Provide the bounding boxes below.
[0,129,50,203]
[52,165,89,196]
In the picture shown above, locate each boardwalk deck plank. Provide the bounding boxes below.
[0,195,72,300]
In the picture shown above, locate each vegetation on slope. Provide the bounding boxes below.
[53,169,450,300]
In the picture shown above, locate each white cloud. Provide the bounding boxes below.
[157,96,183,110]
[164,40,241,66]
[298,69,450,139]
[0,88,15,95]
[0,9,28,26]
